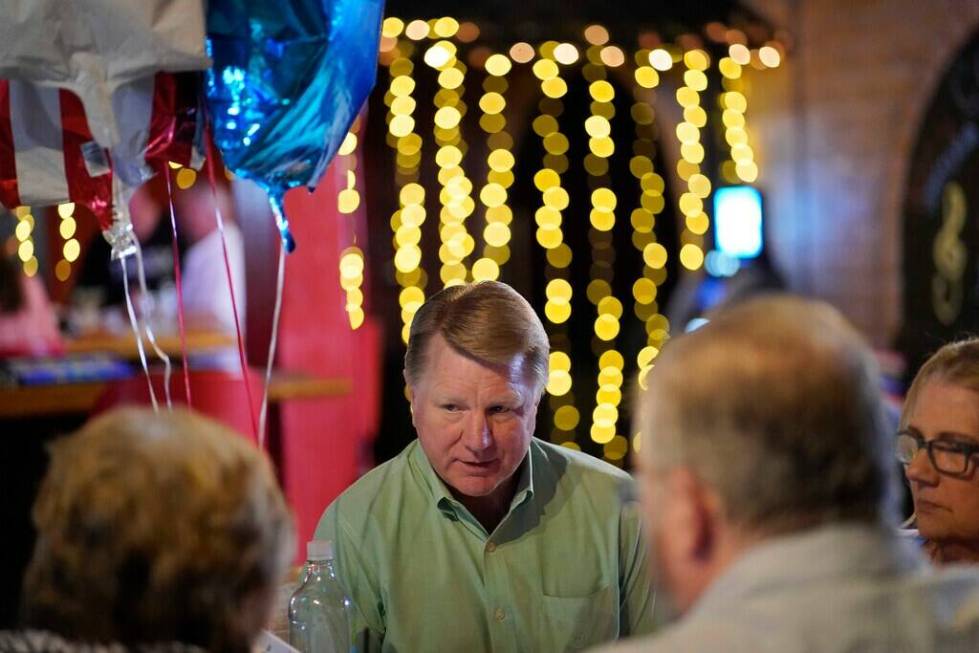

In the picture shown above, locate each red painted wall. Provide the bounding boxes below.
[274,159,380,557]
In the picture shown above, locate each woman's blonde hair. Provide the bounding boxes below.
[22,408,294,652]
[901,338,979,429]
[404,281,549,393]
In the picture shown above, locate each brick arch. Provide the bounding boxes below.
[882,12,979,341]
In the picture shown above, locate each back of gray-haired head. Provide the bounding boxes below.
[636,294,897,532]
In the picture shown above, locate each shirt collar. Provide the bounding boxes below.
[409,438,537,521]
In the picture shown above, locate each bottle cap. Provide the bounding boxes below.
[307,539,334,561]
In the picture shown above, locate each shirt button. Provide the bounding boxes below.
[486,542,497,553]
[494,608,506,623]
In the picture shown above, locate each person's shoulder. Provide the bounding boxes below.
[588,615,781,653]
[330,442,418,514]
[586,628,701,653]
[588,635,652,653]
[533,439,636,496]
[912,562,979,608]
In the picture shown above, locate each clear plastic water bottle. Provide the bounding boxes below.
[288,540,351,653]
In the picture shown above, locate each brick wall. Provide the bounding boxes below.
[743,0,979,345]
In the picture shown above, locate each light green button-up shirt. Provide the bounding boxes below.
[315,438,656,653]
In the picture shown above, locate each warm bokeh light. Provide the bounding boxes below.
[599,46,625,67]
[759,45,782,68]
[648,48,672,71]
[583,24,610,46]
[553,43,580,65]
[375,15,783,449]
[728,43,750,65]
[381,17,404,38]
[62,237,80,261]
[432,16,459,38]
[509,42,535,63]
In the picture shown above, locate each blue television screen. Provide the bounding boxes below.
[713,185,763,259]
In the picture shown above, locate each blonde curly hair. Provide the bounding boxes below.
[22,408,294,652]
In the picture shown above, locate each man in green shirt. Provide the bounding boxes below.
[316,281,655,652]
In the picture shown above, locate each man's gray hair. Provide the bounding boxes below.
[636,294,898,532]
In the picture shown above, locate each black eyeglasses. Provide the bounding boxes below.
[896,430,979,476]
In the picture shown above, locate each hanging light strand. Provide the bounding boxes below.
[628,50,671,382]
[718,53,759,184]
[13,205,38,277]
[580,45,625,462]
[672,48,712,272]
[473,51,516,281]
[427,32,475,288]
[337,123,365,330]
[383,34,428,344]
[525,42,576,447]
[52,202,78,282]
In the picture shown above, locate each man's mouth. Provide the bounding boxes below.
[457,459,499,472]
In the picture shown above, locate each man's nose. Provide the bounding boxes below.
[462,412,493,452]
[905,448,940,487]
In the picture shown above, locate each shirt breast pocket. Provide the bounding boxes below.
[540,584,617,652]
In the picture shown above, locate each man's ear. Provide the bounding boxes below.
[665,467,717,563]
[403,371,417,426]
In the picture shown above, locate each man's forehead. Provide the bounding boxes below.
[429,335,528,377]
[417,337,531,394]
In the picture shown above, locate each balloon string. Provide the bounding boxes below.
[134,244,173,409]
[204,128,259,441]
[164,169,191,405]
[121,255,158,411]
[258,239,286,449]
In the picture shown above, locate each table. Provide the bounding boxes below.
[0,370,352,419]
[64,329,236,357]
[0,330,352,419]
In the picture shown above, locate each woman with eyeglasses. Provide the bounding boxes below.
[897,339,979,564]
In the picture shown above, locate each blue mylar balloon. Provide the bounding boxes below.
[205,0,384,251]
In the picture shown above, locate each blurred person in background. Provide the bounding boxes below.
[73,182,179,315]
[898,338,979,564]
[0,241,62,356]
[169,182,245,338]
[72,179,244,346]
[598,295,979,652]
[5,408,293,652]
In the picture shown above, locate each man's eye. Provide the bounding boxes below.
[442,404,460,412]
[489,406,510,414]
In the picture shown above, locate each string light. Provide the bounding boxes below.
[373,17,785,451]
[337,125,365,329]
[648,48,673,71]
[426,35,475,288]
[583,25,609,46]
[526,42,575,447]
[509,42,535,64]
[474,51,515,280]
[628,49,670,422]
[728,43,750,65]
[758,44,782,68]
[175,165,197,189]
[718,55,759,184]
[581,45,625,461]
[54,202,79,282]
[383,38,428,344]
[14,206,38,277]
[672,48,712,272]
[404,19,429,41]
